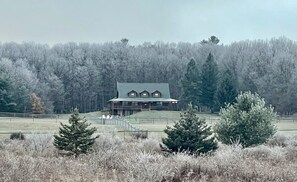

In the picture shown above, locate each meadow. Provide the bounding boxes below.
[0,111,117,139]
[1,111,297,181]
[1,133,297,181]
[125,111,297,138]
[1,110,297,139]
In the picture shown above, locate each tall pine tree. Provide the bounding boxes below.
[162,103,218,154]
[54,108,99,157]
[201,53,218,112]
[181,59,201,107]
[0,77,15,112]
[217,69,237,108]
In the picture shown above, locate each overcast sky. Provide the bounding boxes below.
[0,0,296,45]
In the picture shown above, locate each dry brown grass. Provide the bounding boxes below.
[1,134,297,181]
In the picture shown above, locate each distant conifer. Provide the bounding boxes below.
[201,53,218,112]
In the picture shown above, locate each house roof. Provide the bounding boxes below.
[109,82,179,103]
[109,98,178,102]
[117,82,172,99]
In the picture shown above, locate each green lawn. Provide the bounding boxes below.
[274,120,297,136]
[125,110,220,124]
[136,121,297,139]
[126,111,297,138]
[1,111,297,139]
[0,116,120,139]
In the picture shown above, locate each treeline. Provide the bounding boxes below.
[0,37,297,114]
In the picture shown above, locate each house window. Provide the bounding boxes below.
[152,91,161,98]
[140,90,149,97]
[128,90,137,98]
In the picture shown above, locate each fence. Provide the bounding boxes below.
[124,117,221,125]
[1,112,297,138]
[6,112,292,124]
[90,116,148,138]
[0,112,60,118]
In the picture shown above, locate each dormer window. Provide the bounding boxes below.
[128,90,137,98]
[140,90,149,98]
[152,90,161,98]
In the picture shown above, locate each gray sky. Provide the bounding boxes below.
[0,0,296,45]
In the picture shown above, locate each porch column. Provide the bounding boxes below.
[111,102,114,115]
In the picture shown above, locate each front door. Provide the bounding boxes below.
[141,102,150,109]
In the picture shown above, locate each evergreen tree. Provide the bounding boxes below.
[208,36,220,44]
[214,92,276,147]
[0,77,15,112]
[53,108,99,157]
[181,59,201,107]
[201,53,218,111]
[201,35,220,44]
[162,104,218,154]
[217,69,237,108]
[0,78,10,111]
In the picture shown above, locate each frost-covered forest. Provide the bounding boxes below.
[0,37,297,114]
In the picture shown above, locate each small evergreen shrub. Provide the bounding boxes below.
[10,132,25,140]
[214,92,277,147]
[53,108,99,157]
[162,104,218,155]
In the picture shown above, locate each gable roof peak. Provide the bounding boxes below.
[116,82,171,99]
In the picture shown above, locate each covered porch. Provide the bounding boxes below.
[108,98,178,116]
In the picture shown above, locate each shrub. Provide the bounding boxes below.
[285,147,297,161]
[53,108,99,157]
[214,92,277,147]
[131,130,148,139]
[286,135,297,147]
[10,132,25,140]
[266,135,287,147]
[243,145,271,159]
[2,133,297,181]
[162,104,218,154]
[137,138,162,154]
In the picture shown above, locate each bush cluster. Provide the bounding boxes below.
[10,132,25,140]
[131,131,148,139]
[1,133,297,181]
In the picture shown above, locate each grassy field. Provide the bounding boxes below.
[1,113,297,181]
[275,119,297,136]
[125,111,297,137]
[1,111,297,139]
[0,114,120,139]
[125,110,220,123]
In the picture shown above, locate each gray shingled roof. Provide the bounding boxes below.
[116,82,172,99]
[117,82,170,98]
[109,98,178,102]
